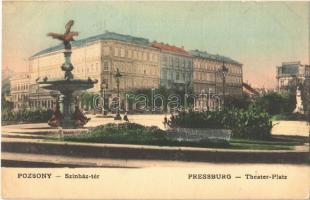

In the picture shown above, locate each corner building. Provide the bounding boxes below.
[28,31,161,110]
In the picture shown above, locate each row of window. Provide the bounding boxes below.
[162,55,192,68]
[103,46,159,63]
[193,71,242,84]
[162,70,192,82]
[115,78,158,90]
[11,83,29,91]
[194,62,242,74]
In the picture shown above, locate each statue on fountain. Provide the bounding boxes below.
[47,20,78,80]
[47,20,78,50]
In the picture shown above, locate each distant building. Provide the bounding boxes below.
[189,50,243,96]
[151,42,193,90]
[10,73,30,110]
[276,61,310,92]
[2,67,15,96]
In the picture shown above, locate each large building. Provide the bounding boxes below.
[27,31,161,110]
[189,50,243,96]
[276,61,310,92]
[10,31,244,111]
[151,42,193,90]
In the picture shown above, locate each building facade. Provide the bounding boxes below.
[27,31,161,110]
[10,73,30,110]
[10,31,244,111]
[276,61,310,92]
[151,42,193,90]
[190,50,243,96]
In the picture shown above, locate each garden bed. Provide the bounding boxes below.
[58,123,300,150]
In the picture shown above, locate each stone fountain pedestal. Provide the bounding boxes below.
[38,49,97,128]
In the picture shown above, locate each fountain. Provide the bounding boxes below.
[38,20,98,128]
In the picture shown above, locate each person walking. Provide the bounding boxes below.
[163,115,168,129]
[123,112,129,122]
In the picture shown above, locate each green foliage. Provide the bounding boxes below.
[2,109,53,122]
[65,123,167,144]
[80,92,96,110]
[63,123,230,148]
[169,107,272,140]
[255,92,296,115]
[1,95,13,113]
[224,94,252,109]
[271,113,307,121]
[300,77,310,121]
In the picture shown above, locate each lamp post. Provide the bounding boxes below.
[114,68,122,120]
[218,61,228,108]
[101,80,108,115]
[35,78,40,110]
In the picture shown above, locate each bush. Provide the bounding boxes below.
[169,107,272,140]
[255,92,296,115]
[64,123,167,144]
[64,123,230,148]
[224,94,252,109]
[2,109,53,123]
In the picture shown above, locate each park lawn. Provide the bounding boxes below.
[271,112,307,121]
[58,136,297,150]
[229,136,306,150]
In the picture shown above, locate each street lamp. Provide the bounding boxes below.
[101,80,109,115]
[218,61,228,108]
[114,68,122,120]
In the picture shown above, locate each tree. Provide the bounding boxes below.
[255,92,296,115]
[300,77,310,121]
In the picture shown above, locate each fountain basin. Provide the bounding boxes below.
[38,78,98,128]
[39,78,98,93]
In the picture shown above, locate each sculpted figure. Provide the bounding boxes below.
[47,20,78,50]
[48,103,63,127]
[73,105,90,127]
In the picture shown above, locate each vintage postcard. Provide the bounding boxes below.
[1,1,309,199]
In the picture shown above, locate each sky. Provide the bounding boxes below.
[2,1,310,89]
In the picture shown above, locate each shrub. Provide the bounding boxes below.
[64,123,230,148]
[255,92,296,115]
[2,109,53,123]
[169,107,272,140]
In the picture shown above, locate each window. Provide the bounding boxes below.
[163,70,167,80]
[121,48,125,57]
[114,47,119,57]
[163,55,167,63]
[103,46,109,56]
[104,61,108,71]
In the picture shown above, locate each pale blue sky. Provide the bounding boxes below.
[3,1,310,88]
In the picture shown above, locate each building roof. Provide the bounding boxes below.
[31,31,151,58]
[189,49,242,66]
[242,82,259,96]
[151,42,189,55]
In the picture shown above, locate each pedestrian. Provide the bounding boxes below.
[163,115,168,128]
[123,112,129,122]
